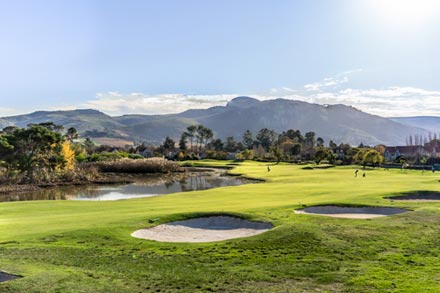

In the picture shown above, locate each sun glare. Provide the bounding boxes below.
[370,0,440,28]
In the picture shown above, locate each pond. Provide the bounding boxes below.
[0,170,254,202]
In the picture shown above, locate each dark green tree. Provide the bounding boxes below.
[304,132,316,148]
[163,136,176,151]
[256,128,277,151]
[242,130,254,149]
[185,125,197,153]
[314,147,332,164]
[179,133,187,151]
[0,125,64,180]
[224,136,238,152]
[65,127,79,141]
[30,122,64,133]
[328,140,338,150]
[210,138,224,151]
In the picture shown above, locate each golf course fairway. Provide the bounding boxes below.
[1,161,440,292]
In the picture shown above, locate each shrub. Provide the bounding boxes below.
[88,152,123,162]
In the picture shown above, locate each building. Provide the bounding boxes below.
[384,145,425,161]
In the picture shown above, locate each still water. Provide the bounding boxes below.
[1,171,251,202]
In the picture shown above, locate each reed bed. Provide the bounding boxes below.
[93,158,180,173]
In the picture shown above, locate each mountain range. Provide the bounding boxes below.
[389,116,440,134]
[0,96,432,146]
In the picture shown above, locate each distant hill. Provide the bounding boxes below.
[0,118,11,129]
[390,116,440,134]
[3,109,130,139]
[0,97,429,146]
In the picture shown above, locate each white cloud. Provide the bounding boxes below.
[304,69,362,92]
[287,86,440,117]
[78,86,440,118]
[81,92,236,115]
[0,107,18,117]
[50,69,439,118]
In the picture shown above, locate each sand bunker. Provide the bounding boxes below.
[131,216,272,242]
[0,271,21,283]
[294,206,408,219]
[388,191,440,201]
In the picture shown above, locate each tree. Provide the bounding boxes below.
[242,130,254,149]
[271,146,283,164]
[328,140,338,150]
[31,122,64,133]
[61,141,76,171]
[65,127,79,141]
[256,128,277,151]
[83,138,95,154]
[210,138,224,151]
[185,125,197,153]
[314,147,332,164]
[163,136,176,151]
[374,144,386,155]
[281,129,304,143]
[182,124,214,154]
[0,125,64,181]
[239,149,254,160]
[0,126,18,135]
[316,137,324,147]
[199,126,214,151]
[304,132,316,148]
[292,143,302,157]
[195,125,205,152]
[363,149,383,167]
[224,136,238,152]
[179,133,187,151]
[0,136,14,177]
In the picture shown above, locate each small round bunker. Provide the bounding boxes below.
[131,216,273,243]
[294,205,409,219]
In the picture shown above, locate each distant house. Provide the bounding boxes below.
[384,145,425,161]
[424,139,440,157]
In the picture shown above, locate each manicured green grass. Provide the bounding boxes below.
[1,161,440,292]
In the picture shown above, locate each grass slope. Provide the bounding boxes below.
[1,161,440,292]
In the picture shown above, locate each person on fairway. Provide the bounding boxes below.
[354,169,359,177]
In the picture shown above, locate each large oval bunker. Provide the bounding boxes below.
[131,216,273,243]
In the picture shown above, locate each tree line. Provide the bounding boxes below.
[159,125,384,166]
[0,122,386,185]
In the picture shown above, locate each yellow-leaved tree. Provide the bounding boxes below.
[61,141,76,171]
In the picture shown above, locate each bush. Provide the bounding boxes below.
[205,151,228,160]
[88,151,124,162]
[128,154,144,160]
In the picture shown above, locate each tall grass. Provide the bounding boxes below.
[92,157,180,173]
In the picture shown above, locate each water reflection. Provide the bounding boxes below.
[0,171,251,202]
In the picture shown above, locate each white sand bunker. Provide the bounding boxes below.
[131,216,273,242]
[294,206,408,219]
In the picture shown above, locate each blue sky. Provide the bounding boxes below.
[1,0,440,117]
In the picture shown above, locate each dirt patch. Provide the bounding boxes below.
[0,271,21,283]
[131,216,272,243]
[387,191,440,201]
[294,206,409,219]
